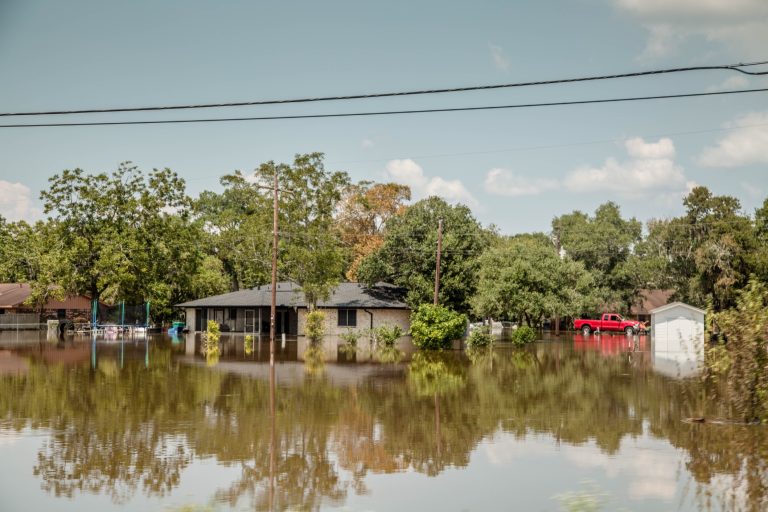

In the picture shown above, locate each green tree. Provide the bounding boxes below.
[251,153,350,307]
[552,202,642,310]
[358,196,491,313]
[471,234,599,326]
[40,163,203,321]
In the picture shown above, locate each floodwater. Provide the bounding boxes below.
[0,330,765,511]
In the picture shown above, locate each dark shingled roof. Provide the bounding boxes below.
[176,282,408,309]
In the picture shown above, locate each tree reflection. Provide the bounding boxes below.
[0,339,766,510]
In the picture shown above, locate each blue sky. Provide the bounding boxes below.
[0,0,766,233]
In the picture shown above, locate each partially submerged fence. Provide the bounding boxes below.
[0,313,44,330]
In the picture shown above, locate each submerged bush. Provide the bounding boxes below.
[466,325,494,348]
[371,324,404,348]
[410,304,467,350]
[707,279,768,423]
[510,325,537,346]
[305,310,326,344]
[339,328,361,348]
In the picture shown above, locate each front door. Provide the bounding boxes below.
[244,309,256,333]
[276,310,288,334]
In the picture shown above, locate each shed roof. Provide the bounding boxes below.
[650,301,706,316]
[176,281,408,309]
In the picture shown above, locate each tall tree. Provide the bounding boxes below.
[472,234,599,325]
[335,182,411,280]
[357,196,491,313]
[251,153,351,308]
[40,163,202,320]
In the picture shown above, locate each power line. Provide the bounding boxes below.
[2,87,767,129]
[2,60,766,118]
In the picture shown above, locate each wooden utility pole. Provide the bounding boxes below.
[433,218,443,305]
[270,169,278,367]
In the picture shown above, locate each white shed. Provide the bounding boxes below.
[650,302,705,362]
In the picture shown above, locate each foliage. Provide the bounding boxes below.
[244,335,254,356]
[335,181,411,281]
[472,234,599,325]
[339,328,361,348]
[510,326,537,346]
[39,163,202,321]
[410,303,467,350]
[551,202,642,312]
[357,196,492,313]
[305,310,326,344]
[706,278,768,423]
[371,324,403,348]
[204,320,221,357]
[466,325,493,348]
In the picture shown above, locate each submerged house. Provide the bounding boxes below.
[0,283,94,320]
[177,281,410,336]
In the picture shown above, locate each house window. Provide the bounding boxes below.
[229,308,238,320]
[337,309,357,327]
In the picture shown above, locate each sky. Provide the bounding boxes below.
[0,0,766,234]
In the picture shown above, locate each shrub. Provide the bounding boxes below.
[244,335,253,356]
[204,320,220,356]
[305,310,326,344]
[371,324,404,348]
[339,328,361,348]
[410,304,467,350]
[466,325,494,348]
[510,325,537,346]
[707,279,768,423]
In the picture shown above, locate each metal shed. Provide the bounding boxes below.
[650,302,705,361]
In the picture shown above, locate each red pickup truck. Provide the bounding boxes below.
[574,313,643,335]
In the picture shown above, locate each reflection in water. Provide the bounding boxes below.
[0,332,765,511]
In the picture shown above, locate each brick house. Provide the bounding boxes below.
[177,281,411,336]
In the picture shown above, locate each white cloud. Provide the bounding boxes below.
[625,137,675,159]
[613,0,768,59]
[706,75,749,92]
[0,180,39,221]
[484,168,557,197]
[564,137,685,194]
[384,159,477,206]
[488,42,510,72]
[361,138,375,149]
[699,112,768,167]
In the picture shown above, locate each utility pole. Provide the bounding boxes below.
[433,218,443,305]
[270,169,278,367]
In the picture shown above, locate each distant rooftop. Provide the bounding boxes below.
[176,281,408,309]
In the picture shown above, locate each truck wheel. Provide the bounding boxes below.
[581,325,591,336]
[625,326,635,336]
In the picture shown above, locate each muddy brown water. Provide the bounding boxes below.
[0,330,765,511]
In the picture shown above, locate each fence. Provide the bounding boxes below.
[0,313,45,330]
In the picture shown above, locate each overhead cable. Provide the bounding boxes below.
[1,87,767,128]
[1,60,766,118]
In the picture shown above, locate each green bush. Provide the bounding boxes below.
[372,324,404,348]
[510,325,537,346]
[466,325,494,348]
[339,328,361,348]
[305,310,326,344]
[204,320,220,356]
[707,279,768,423]
[410,304,467,350]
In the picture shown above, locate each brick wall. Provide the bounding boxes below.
[297,307,410,336]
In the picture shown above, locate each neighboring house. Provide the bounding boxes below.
[0,283,94,320]
[177,281,410,336]
[630,289,674,323]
